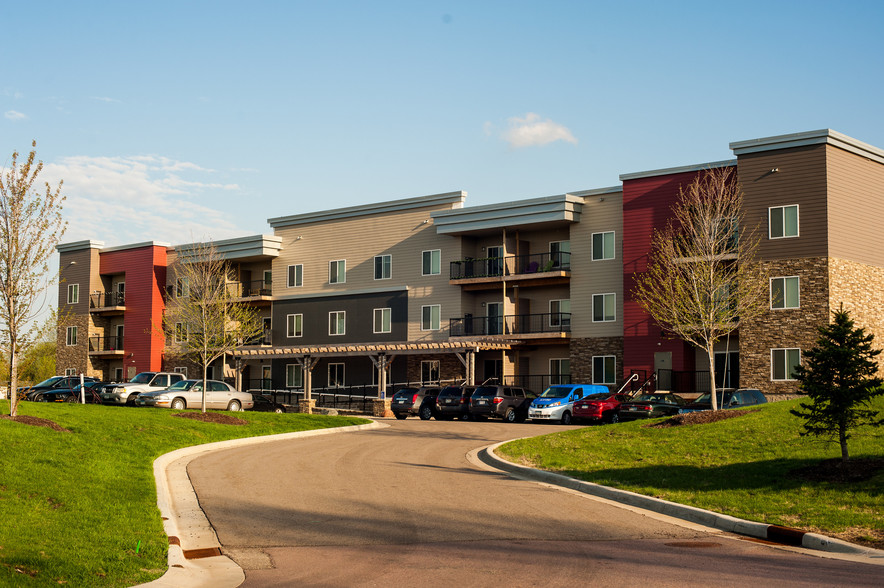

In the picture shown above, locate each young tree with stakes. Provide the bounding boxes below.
[163,241,264,413]
[792,306,884,464]
[633,167,766,410]
[0,142,66,417]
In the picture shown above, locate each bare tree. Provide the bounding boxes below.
[633,167,765,410]
[0,142,66,417]
[162,241,264,412]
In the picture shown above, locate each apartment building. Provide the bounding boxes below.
[56,128,884,399]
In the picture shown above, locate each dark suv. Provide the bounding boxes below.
[435,384,476,420]
[20,375,100,401]
[469,384,534,422]
[681,388,767,412]
[391,386,442,420]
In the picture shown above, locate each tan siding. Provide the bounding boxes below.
[826,145,884,267]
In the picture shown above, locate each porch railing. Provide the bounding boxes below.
[450,251,571,279]
[90,291,125,308]
[227,279,272,298]
[449,312,571,337]
[88,335,124,352]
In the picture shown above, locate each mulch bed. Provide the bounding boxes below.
[0,415,71,433]
[172,411,248,425]
[647,409,759,428]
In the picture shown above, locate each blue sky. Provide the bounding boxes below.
[3,0,883,248]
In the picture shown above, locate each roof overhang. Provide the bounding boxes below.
[729,129,884,166]
[431,193,584,236]
[174,234,282,263]
[235,340,518,359]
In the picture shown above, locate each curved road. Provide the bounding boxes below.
[188,419,881,587]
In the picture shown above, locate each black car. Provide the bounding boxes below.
[38,381,108,404]
[391,386,441,420]
[20,376,100,401]
[469,384,534,422]
[617,393,686,422]
[681,388,767,412]
[435,384,476,420]
[250,394,287,413]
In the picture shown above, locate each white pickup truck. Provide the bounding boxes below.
[100,372,185,405]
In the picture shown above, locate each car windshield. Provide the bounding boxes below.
[472,386,498,398]
[632,394,669,403]
[693,392,732,404]
[393,388,417,398]
[34,376,66,387]
[437,387,463,397]
[167,380,197,391]
[538,386,573,399]
[129,372,157,384]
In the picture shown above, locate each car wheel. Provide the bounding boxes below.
[394,413,408,420]
[504,407,517,423]
[227,400,242,411]
[35,394,45,402]
[64,395,77,403]
[418,404,433,420]
[560,411,572,425]
[609,413,620,424]
[461,413,471,421]
[274,407,284,414]
[171,398,186,410]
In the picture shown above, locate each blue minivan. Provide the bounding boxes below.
[528,384,609,424]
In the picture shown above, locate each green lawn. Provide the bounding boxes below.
[498,397,884,546]
[0,400,369,587]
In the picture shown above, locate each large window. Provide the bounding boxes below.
[329,311,346,336]
[373,308,391,334]
[66,326,77,346]
[287,264,303,288]
[421,360,440,384]
[329,260,346,284]
[592,293,616,322]
[174,322,188,343]
[769,205,799,239]
[771,348,801,381]
[550,358,570,385]
[286,364,303,388]
[550,240,571,268]
[287,314,303,338]
[374,255,392,280]
[771,276,800,309]
[593,355,616,385]
[592,232,615,261]
[176,277,189,298]
[549,299,571,328]
[422,250,441,276]
[67,284,79,304]
[328,363,345,388]
[421,305,441,331]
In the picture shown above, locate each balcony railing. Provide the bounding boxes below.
[227,279,272,298]
[88,335,124,352]
[449,312,571,337]
[90,291,125,309]
[450,251,571,280]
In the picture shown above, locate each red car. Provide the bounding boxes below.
[573,392,633,424]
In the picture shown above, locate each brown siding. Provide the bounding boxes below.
[826,145,884,267]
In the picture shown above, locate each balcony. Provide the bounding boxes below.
[88,335,125,356]
[227,279,273,305]
[449,312,571,340]
[449,252,570,290]
[89,291,126,314]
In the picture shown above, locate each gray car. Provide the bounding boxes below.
[135,379,254,411]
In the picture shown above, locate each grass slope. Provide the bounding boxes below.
[498,398,884,547]
[0,400,369,587]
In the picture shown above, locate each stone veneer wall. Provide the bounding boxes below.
[828,257,884,377]
[569,336,624,390]
[406,353,466,384]
[55,315,90,376]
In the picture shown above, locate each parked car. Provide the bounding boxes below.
[391,386,441,420]
[135,379,254,411]
[101,372,185,405]
[680,388,767,413]
[435,384,476,420]
[617,393,686,421]
[469,384,534,422]
[250,393,287,413]
[573,392,633,424]
[528,384,606,424]
[38,381,109,404]
[20,375,99,401]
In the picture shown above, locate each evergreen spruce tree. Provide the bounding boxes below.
[791,305,884,464]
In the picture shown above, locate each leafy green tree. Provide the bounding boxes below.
[791,306,884,464]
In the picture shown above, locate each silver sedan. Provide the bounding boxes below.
[136,379,254,411]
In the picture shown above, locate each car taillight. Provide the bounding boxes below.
[460,397,468,404]
[641,405,652,411]
[411,393,419,403]
[492,397,503,404]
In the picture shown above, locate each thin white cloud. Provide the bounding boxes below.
[502,112,578,148]
[92,96,121,103]
[4,110,27,121]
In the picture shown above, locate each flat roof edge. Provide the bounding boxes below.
[57,240,105,253]
[98,241,171,254]
[730,129,884,165]
[619,159,737,182]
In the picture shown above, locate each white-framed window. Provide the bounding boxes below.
[286,364,303,388]
[287,314,303,338]
[67,283,79,304]
[592,293,616,322]
[769,205,799,239]
[287,264,303,288]
[116,282,125,294]
[550,358,570,385]
[329,260,346,284]
[328,363,345,388]
[66,326,78,346]
[374,254,392,280]
[421,304,441,331]
[549,299,571,328]
[329,311,346,336]
[176,277,189,298]
[593,355,616,385]
[373,308,392,333]
[550,240,571,268]
[592,231,615,261]
[771,348,801,381]
[771,276,800,309]
[174,322,187,343]
[421,360,440,384]
[174,367,187,376]
[64,368,76,376]
[422,250,441,276]
[115,367,125,381]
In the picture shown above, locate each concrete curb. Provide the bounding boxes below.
[479,440,884,562]
[135,420,386,588]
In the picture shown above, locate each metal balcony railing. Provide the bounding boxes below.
[449,312,571,337]
[227,279,272,298]
[89,291,125,308]
[88,335,124,352]
[449,251,571,279]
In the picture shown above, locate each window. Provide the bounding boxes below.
[115,367,125,381]
[263,271,272,287]
[549,299,571,328]
[65,368,77,376]
[262,317,272,344]
[329,311,346,336]
[174,322,188,343]
[769,205,799,239]
[374,255,392,280]
[328,363,345,388]
[771,276,800,309]
[593,355,616,385]
[287,314,303,338]
[772,348,801,380]
[592,293,616,322]
[592,232,615,261]
[373,308,391,333]
[286,364,303,388]
[205,366,215,380]
[66,326,77,346]
[174,367,187,376]
[287,264,303,288]
[550,241,571,268]
[67,283,79,304]
[176,277,189,297]
[421,360,440,384]
[421,305,441,331]
[329,260,346,284]
[422,250,441,276]
[550,358,570,385]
